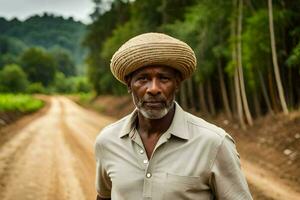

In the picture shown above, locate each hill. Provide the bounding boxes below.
[0,14,86,72]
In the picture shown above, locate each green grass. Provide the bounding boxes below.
[0,94,44,113]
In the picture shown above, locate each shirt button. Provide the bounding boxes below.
[143,159,148,164]
[139,149,144,154]
[146,172,152,178]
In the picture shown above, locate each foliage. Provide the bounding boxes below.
[0,94,44,113]
[0,64,29,93]
[49,46,76,76]
[286,42,300,69]
[27,82,46,94]
[0,15,86,68]
[0,35,27,68]
[83,0,130,95]
[71,76,93,93]
[52,73,92,94]
[52,72,74,93]
[20,47,56,86]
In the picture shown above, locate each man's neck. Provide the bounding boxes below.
[137,105,175,137]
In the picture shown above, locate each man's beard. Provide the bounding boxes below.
[132,93,175,119]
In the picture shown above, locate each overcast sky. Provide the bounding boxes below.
[0,0,95,23]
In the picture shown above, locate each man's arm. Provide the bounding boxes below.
[95,140,112,199]
[209,135,253,200]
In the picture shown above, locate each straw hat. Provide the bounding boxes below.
[110,32,197,84]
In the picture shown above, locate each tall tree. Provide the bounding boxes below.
[237,0,253,126]
[232,0,246,129]
[268,0,289,114]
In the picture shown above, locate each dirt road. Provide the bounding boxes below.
[0,96,113,200]
[0,96,299,200]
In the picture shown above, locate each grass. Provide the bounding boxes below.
[0,94,44,113]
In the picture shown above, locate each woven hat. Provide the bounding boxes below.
[110,32,197,84]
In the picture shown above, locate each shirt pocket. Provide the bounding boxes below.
[163,173,210,200]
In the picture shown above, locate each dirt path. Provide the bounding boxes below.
[0,96,113,200]
[0,96,299,200]
[242,159,299,200]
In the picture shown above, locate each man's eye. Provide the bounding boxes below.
[137,76,147,81]
[160,77,170,81]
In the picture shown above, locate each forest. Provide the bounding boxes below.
[83,0,300,128]
[0,14,90,94]
[0,0,299,129]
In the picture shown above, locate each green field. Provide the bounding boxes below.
[0,94,44,113]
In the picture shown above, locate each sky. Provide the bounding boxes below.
[0,0,95,23]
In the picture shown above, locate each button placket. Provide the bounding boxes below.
[143,162,153,198]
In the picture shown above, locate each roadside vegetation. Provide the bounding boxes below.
[0,94,44,113]
[0,94,45,126]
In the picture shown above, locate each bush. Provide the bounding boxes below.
[27,82,46,94]
[52,72,74,93]
[71,76,92,93]
[52,73,92,94]
[0,94,44,113]
[0,64,29,93]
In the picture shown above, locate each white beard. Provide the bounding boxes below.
[132,93,175,119]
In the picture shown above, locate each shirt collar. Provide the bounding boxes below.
[119,102,189,140]
[118,109,138,138]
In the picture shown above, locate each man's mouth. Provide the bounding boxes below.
[143,101,165,108]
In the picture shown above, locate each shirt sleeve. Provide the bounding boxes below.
[209,135,253,200]
[95,140,112,198]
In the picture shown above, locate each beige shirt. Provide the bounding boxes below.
[95,103,252,200]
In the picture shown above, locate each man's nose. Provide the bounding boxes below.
[146,79,161,95]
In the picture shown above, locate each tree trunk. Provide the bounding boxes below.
[217,60,232,119]
[187,78,196,111]
[180,82,188,110]
[288,67,294,108]
[235,68,246,129]
[268,0,289,114]
[258,70,274,115]
[230,79,237,118]
[253,89,261,118]
[237,0,253,126]
[268,69,280,112]
[232,0,245,129]
[198,83,209,115]
[207,79,216,116]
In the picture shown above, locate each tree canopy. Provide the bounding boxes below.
[84,0,300,126]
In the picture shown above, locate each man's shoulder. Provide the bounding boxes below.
[95,114,131,144]
[184,111,233,142]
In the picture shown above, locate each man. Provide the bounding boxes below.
[95,32,253,200]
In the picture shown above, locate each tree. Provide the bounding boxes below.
[50,47,76,76]
[83,0,130,95]
[236,0,253,126]
[268,0,289,114]
[0,64,28,93]
[20,47,56,86]
[0,36,27,68]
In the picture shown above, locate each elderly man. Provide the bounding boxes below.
[95,33,252,200]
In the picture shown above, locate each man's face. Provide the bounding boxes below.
[128,65,181,119]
